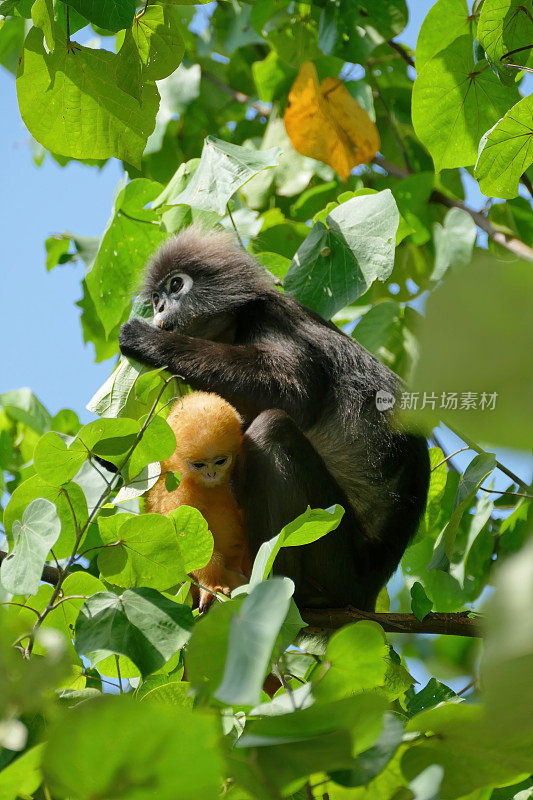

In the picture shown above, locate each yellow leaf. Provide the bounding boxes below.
[284,61,380,181]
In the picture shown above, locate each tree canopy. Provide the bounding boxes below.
[0,1,532,799]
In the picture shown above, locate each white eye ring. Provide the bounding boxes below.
[167,272,193,295]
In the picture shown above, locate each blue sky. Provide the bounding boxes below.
[0,1,531,487]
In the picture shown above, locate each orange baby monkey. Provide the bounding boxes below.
[145,391,252,611]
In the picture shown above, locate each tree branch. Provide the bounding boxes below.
[372,154,533,262]
[2,552,482,637]
[301,607,482,637]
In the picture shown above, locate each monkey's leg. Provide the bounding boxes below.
[193,554,248,614]
[235,410,371,609]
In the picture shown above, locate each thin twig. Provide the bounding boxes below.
[226,203,244,249]
[372,154,533,262]
[480,486,533,499]
[49,595,88,611]
[432,447,470,471]
[444,422,530,489]
[456,678,476,696]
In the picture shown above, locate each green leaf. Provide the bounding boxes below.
[1,498,60,595]
[139,679,193,707]
[132,4,185,80]
[475,95,533,199]
[165,471,180,492]
[431,207,477,281]
[412,35,517,171]
[437,452,496,562]
[391,172,434,246]
[56,0,135,32]
[416,448,447,541]
[243,693,388,751]
[477,0,533,84]
[43,697,223,800]
[252,50,296,102]
[284,190,399,319]
[330,714,404,787]
[0,744,44,800]
[415,0,472,70]
[127,414,176,482]
[45,235,71,271]
[168,506,213,573]
[250,505,344,584]
[0,16,25,75]
[72,413,175,483]
[483,538,533,745]
[116,29,142,103]
[34,431,87,486]
[215,577,294,707]
[403,703,533,798]
[273,599,306,658]
[236,694,389,795]
[410,581,433,621]
[86,359,174,420]
[405,677,457,717]
[75,588,194,677]
[3,476,88,559]
[0,387,52,434]
[17,27,159,167]
[97,513,187,590]
[313,622,389,702]
[169,136,280,216]
[409,255,533,450]
[31,0,54,50]
[243,118,334,208]
[85,180,166,336]
[186,594,247,703]
[353,301,401,355]
[115,461,161,502]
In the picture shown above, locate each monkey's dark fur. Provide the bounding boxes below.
[119,226,430,611]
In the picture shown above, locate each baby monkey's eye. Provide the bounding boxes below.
[215,457,228,466]
[192,462,206,470]
[170,276,183,293]
[153,293,159,307]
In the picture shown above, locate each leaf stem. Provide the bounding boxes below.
[444,422,529,489]
[226,203,244,249]
[432,447,471,470]
[115,655,124,693]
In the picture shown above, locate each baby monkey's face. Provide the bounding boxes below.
[186,454,233,486]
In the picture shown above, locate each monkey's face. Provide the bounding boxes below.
[149,269,236,341]
[186,454,233,486]
[151,270,192,331]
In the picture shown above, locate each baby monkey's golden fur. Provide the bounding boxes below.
[145,391,251,611]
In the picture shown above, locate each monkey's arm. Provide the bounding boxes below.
[119,318,321,424]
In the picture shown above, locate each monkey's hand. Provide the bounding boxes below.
[119,318,170,368]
